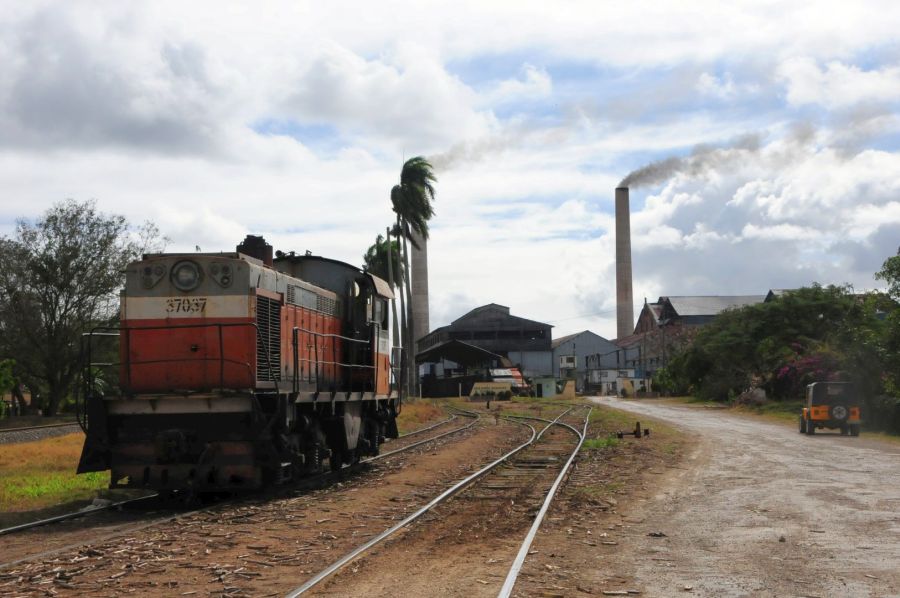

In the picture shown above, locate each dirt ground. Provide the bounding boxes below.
[7,398,897,597]
[0,418,529,596]
[556,397,900,598]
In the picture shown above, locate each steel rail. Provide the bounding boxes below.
[497,408,592,598]
[0,494,159,538]
[0,422,79,434]
[0,410,473,540]
[394,414,456,438]
[284,408,573,597]
[369,415,477,461]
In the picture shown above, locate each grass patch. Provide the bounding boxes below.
[733,400,803,422]
[0,432,109,515]
[582,437,619,450]
[588,405,639,430]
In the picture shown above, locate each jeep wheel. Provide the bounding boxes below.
[850,424,860,437]
[799,417,806,434]
[806,422,815,435]
[830,405,848,421]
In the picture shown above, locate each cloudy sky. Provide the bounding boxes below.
[2,1,899,339]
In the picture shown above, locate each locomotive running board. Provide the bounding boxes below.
[293,392,393,403]
[105,396,254,414]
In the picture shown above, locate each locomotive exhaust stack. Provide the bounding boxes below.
[237,234,273,267]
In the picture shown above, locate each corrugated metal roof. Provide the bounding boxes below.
[551,331,583,348]
[665,295,765,317]
[551,330,611,349]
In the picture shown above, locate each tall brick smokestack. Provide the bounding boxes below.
[615,187,634,339]
[410,229,430,343]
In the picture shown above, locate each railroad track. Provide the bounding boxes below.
[0,405,576,597]
[0,409,476,542]
[0,406,506,596]
[285,405,590,597]
[0,422,81,445]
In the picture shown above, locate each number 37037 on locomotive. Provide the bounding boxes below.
[77,235,400,492]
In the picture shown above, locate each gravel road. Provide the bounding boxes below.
[590,397,900,598]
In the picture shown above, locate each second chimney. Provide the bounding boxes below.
[615,187,634,339]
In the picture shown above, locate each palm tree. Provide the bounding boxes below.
[391,156,437,397]
[363,233,404,366]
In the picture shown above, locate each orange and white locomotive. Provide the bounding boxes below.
[78,235,400,492]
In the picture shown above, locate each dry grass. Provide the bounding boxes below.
[0,432,109,515]
[396,400,447,434]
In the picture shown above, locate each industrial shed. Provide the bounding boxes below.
[417,304,553,378]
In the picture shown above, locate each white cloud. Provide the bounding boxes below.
[740,222,818,241]
[482,64,553,105]
[1,1,900,341]
[778,57,900,109]
[277,43,495,151]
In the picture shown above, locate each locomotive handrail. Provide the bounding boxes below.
[290,326,381,396]
[294,357,375,369]
[291,326,370,345]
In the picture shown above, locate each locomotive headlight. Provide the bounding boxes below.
[171,260,202,291]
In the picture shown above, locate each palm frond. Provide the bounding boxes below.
[390,156,437,243]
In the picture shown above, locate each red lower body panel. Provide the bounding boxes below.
[121,317,256,393]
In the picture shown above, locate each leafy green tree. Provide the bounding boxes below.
[390,157,437,396]
[669,285,872,400]
[362,234,405,286]
[0,357,14,390]
[0,358,13,417]
[665,281,900,431]
[0,200,165,415]
[876,253,900,300]
[875,252,900,400]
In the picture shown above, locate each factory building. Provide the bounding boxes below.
[416,304,554,396]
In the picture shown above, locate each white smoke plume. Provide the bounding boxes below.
[429,131,520,171]
[619,133,762,188]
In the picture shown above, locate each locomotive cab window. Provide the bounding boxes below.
[371,298,388,329]
[379,299,388,329]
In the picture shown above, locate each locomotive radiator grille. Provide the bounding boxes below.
[256,295,281,381]
[286,284,340,317]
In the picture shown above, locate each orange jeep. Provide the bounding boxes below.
[800,382,861,436]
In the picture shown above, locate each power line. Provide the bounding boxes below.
[546,308,618,323]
